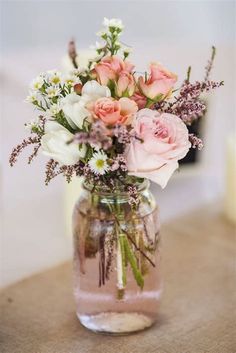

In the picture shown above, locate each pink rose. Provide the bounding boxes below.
[91,97,138,126]
[130,91,147,109]
[119,97,138,125]
[138,62,177,101]
[115,71,135,97]
[125,108,191,188]
[95,55,134,85]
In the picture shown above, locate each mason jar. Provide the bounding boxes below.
[72,180,162,334]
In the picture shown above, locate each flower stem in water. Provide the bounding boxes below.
[123,236,144,289]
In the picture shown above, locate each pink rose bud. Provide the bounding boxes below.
[130,91,147,109]
[94,55,135,85]
[73,83,83,94]
[138,62,177,101]
[115,71,135,97]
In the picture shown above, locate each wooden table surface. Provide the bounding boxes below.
[1,204,235,353]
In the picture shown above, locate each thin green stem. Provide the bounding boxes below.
[119,234,127,286]
[123,236,144,289]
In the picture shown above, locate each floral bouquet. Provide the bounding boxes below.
[10,18,223,333]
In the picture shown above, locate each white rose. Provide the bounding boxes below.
[82,80,111,101]
[41,121,86,165]
[61,93,90,129]
[61,82,110,129]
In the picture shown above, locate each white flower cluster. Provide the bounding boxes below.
[39,80,111,168]
[94,18,132,59]
[103,17,124,30]
[61,80,110,129]
[26,69,81,105]
[23,18,129,175]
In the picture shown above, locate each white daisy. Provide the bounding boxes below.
[45,103,62,117]
[30,76,44,91]
[62,72,81,86]
[46,86,60,98]
[88,151,109,175]
[24,117,40,131]
[25,92,39,103]
[47,70,62,85]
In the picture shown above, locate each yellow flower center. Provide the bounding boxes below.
[52,76,60,84]
[96,159,105,169]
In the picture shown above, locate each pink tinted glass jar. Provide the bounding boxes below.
[73,180,162,334]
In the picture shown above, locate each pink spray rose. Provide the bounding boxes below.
[95,55,134,85]
[138,62,177,101]
[119,97,138,124]
[91,97,138,125]
[125,109,191,188]
[115,71,135,97]
[130,91,147,109]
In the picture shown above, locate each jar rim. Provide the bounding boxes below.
[82,178,150,195]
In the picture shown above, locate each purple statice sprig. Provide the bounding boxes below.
[179,80,224,100]
[155,46,223,125]
[72,121,113,150]
[44,159,102,185]
[9,136,41,166]
[110,154,127,172]
[126,184,140,206]
[204,46,216,82]
[189,134,204,150]
[113,124,142,144]
[155,80,223,125]
[9,115,46,167]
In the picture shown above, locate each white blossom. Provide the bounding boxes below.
[88,151,109,175]
[62,72,81,86]
[61,93,90,129]
[103,17,124,30]
[46,86,61,98]
[82,80,110,101]
[24,117,40,131]
[25,92,39,103]
[30,76,44,91]
[61,81,110,129]
[48,70,62,85]
[45,103,62,118]
[41,121,86,165]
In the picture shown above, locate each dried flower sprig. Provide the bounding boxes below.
[126,185,140,206]
[45,159,60,185]
[68,39,78,69]
[73,121,112,150]
[156,80,223,125]
[204,46,216,82]
[9,136,41,167]
[189,134,204,150]
[155,46,222,126]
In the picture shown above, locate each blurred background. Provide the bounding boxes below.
[1,0,235,288]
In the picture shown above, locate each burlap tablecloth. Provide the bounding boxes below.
[1,204,235,353]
